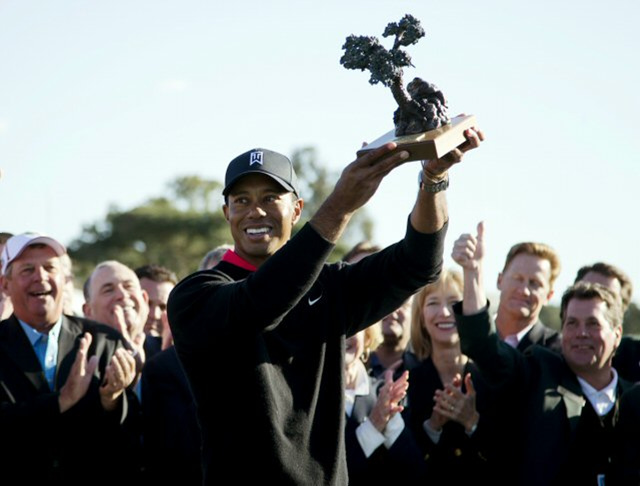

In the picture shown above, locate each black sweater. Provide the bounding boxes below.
[168,219,446,485]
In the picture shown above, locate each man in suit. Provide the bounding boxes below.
[456,227,562,353]
[453,229,630,485]
[0,232,138,484]
[494,240,562,352]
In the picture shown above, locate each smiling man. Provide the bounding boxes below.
[454,233,631,485]
[574,262,640,383]
[0,233,138,483]
[169,133,483,485]
[84,260,149,364]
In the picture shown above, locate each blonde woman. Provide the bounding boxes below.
[404,269,488,483]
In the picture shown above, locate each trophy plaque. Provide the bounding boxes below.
[341,15,476,162]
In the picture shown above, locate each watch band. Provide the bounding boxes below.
[418,170,449,193]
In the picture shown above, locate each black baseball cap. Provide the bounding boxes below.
[223,148,300,198]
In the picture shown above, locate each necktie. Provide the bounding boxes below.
[34,334,56,390]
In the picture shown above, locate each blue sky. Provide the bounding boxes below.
[1,0,638,304]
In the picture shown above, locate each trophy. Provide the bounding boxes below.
[341,14,476,162]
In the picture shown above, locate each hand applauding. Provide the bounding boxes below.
[369,370,410,432]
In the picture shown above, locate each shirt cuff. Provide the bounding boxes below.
[383,412,405,448]
[355,419,386,458]
[423,418,442,444]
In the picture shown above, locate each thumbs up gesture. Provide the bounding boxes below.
[452,222,487,315]
[452,221,485,271]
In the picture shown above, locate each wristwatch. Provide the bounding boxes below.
[418,169,449,193]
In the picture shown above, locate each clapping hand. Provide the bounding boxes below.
[369,370,410,432]
[433,373,480,434]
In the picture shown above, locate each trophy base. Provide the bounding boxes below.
[357,114,476,162]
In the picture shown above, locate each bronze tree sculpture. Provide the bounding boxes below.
[341,14,449,136]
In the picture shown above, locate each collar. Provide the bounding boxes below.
[577,368,618,416]
[18,316,63,346]
[221,249,258,272]
[496,313,537,348]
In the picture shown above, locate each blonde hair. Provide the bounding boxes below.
[502,242,561,288]
[361,324,382,362]
[410,269,464,361]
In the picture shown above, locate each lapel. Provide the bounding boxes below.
[55,315,83,391]
[518,321,542,350]
[0,315,49,393]
[556,367,586,438]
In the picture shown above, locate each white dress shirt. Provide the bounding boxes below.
[577,369,618,416]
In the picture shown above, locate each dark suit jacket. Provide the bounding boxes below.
[457,304,631,486]
[610,383,640,485]
[517,320,562,353]
[141,346,202,486]
[0,314,137,485]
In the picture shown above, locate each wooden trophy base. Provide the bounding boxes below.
[357,114,476,162]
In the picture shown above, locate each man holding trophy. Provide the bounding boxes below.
[168,14,484,485]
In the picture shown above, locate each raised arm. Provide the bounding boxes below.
[412,127,484,234]
[309,143,410,242]
[452,221,526,388]
[334,128,484,334]
[451,221,486,313]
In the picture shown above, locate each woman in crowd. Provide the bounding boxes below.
[404,268,490,483]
